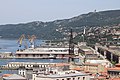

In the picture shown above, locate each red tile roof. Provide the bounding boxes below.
[71,67,84,71]
[108,67,120,71]
[84,63,99,66]
[51,63,70,67]
[2,74,12,77]
[115,63,120,67]
[97,76,106,79]
[110,78,120,80]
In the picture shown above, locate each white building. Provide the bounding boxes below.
[32,63,91,80]
[86,60,110,68]
[17,62,91,80]
[15,47,79,59]
[32,70,91,80]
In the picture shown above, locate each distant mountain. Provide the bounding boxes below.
[0,9,120,40]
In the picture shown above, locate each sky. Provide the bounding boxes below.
[0,0,120,24]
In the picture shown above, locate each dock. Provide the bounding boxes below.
[0,62,68,70]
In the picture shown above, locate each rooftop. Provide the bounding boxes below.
[51,63,70,67]
[96,76,107,79]
[110,78,120,80]
[3,74,26,80]
[79,46,92,50]
[2,74,12,77]
[84,62,99,66]
[108,49,120,56]
[86,60,109,64]
[108,67,120,71]
[36,71,88,78]
[70,67,84,71]
[115,63,120,67]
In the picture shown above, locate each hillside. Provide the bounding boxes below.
[0,9,120,40]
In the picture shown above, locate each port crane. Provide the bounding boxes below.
[28,35,36,48]
[17,34,25,47]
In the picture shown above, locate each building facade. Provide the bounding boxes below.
[32,70,91,80]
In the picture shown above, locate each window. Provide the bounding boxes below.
[19,72,21,75]
[73,78,75,80]
[23,72,25,76]
[33,54,35,57]
[67,78,71,80]
[18,54,21,57]
[83,77,85,80]
[25,54,28,57]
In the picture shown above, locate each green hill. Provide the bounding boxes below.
[0,9,120,40]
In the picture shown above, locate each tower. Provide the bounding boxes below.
[68,29,74,62]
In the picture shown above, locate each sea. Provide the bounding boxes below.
[0,39,68,75]
[0,39,43,52]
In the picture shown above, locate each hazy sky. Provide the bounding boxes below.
[0,0,120,24]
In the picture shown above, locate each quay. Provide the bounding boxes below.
[0,62,67,70]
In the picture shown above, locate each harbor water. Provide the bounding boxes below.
[0,39,43,52]
[0,39,68,75]
[0,39,68,64]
